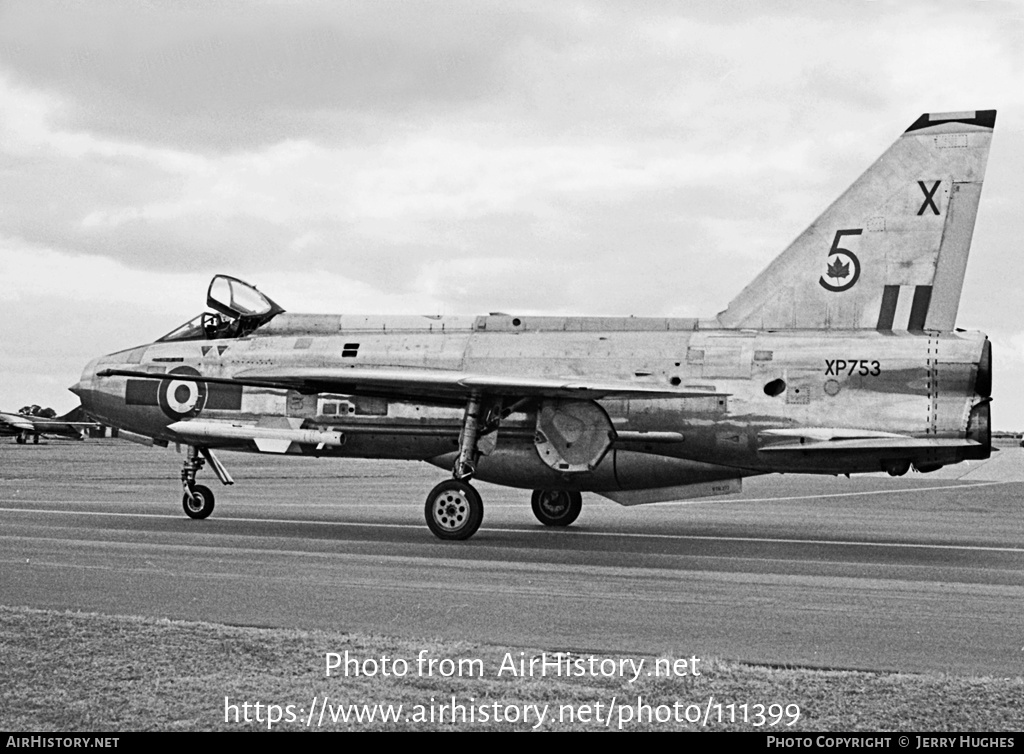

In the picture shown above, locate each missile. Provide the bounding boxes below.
[168,420,345,453]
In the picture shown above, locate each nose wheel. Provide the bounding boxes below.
[182,484,215,519]
[425,480,483,540]
[179,445,232,519]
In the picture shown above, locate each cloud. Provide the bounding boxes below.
[0,0,540,149]
[1,2,1023,426]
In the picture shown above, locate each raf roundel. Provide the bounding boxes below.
[158,366,207,420]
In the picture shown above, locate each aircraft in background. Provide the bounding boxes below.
[72,110,996,540]
[0,406,98,444]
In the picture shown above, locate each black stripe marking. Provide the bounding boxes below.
[125,379,160,406]
[908,286,933,331]
[904,110,996,133]
[876,285,900,330]
[206,383,243,410]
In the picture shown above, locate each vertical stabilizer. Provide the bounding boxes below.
[717,110,995,331]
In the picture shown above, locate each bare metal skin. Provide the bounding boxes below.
[71,110,996,540]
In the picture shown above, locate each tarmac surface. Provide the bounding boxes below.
[1,439,1022,677]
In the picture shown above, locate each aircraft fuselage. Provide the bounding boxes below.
[76,312,991,497]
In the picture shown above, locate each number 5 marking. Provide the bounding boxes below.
[819,229,863,293]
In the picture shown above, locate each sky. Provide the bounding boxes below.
[1,0,1022,428]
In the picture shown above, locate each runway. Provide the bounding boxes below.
[1,440,1022,677]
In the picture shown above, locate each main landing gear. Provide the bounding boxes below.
[424,392,486,540]
[180,445,233,519]
[531,489,582,527]
[422,393,587,540]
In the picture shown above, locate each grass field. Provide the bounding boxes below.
[2,605,1021,732]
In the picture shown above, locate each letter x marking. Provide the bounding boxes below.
[917,180,941,216]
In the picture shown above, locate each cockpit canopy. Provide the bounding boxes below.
[158,275,285,342]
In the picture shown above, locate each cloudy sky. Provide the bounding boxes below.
[1,0,1022,428]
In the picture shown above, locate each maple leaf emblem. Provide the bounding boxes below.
[826,257,850,280]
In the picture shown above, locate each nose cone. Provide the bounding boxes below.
[70,358,100,411]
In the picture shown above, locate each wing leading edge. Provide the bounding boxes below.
[97,366,725,403]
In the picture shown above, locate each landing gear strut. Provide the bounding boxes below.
[424,392,486,540]
[180,445,233,519]
[453,392,483,481]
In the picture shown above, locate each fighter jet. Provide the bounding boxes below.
[72,110,996,540]
[0,406,97,444]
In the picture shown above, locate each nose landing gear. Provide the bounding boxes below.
[180,445,233,519]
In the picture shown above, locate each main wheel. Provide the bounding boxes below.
[182,484,215,519]
[531,489,582,527]
[16,434,26,444]
[425,480,483,540]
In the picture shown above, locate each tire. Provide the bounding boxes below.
[182,484,215,519]
[531,489,582,527]
[424,480,483,540]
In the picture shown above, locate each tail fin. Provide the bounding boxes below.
[717,110,995,331]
